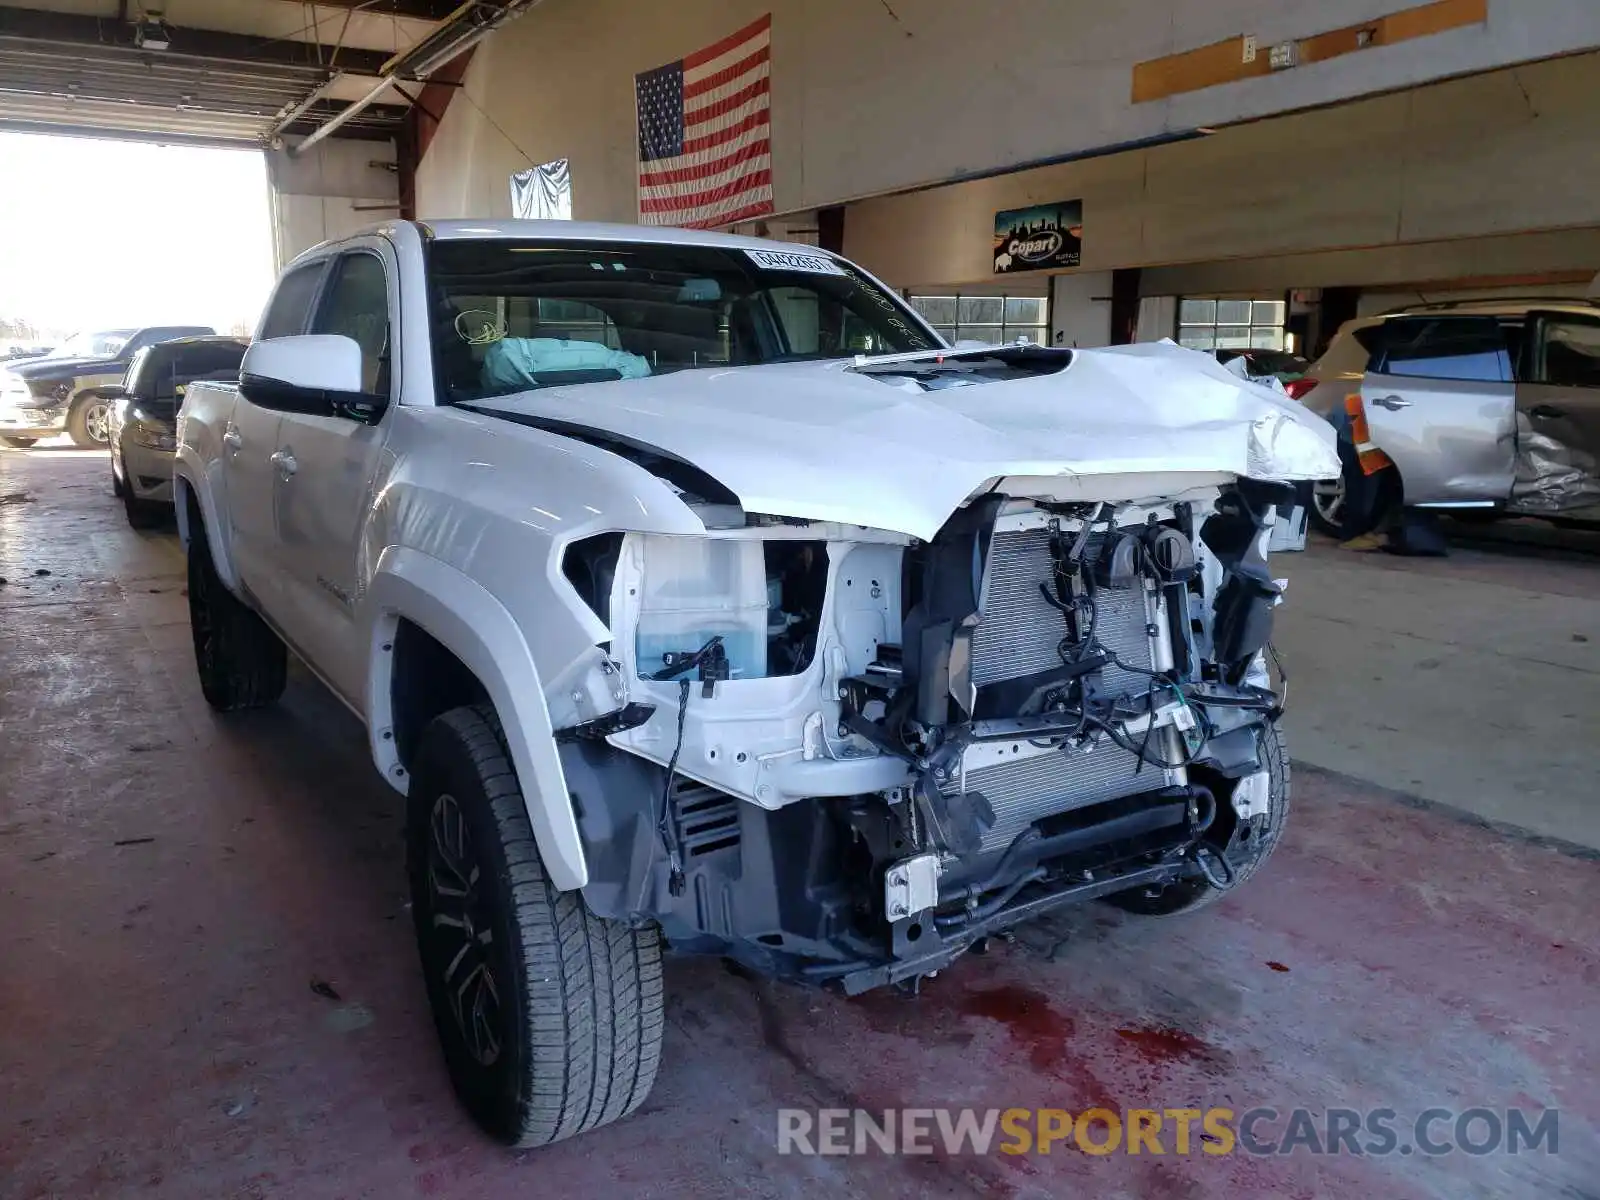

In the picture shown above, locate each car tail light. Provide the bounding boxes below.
[1282,378,1318,401]
[1344,394,1394,476]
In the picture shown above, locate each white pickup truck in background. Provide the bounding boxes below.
[175,218,1337,1149]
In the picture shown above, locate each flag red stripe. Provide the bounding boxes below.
[685,77,769,127]
[680,199,776,230]
[681,109,768,156]
[639,138,770,187]
[639,166,772,214]
[684,44,770,99]
[683,13,771,71]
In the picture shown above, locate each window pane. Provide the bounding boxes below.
[1180,299,1216,324]
[259,263,324,340]
[1005,297,1047,325]
[959,296,1003,324]
[312,253,390,393]
[911,296,956,325]
[1252,300,1286,326]
[1215,300,1252,325]
[1214,326,1253,349]
[1378,318,1510,383]
[932,326,958,344]
[1250,328,1284,350]
[1179,330,1217,350]
[1541,320,1600,388]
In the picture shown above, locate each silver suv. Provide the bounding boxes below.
[1295,300,1600,537]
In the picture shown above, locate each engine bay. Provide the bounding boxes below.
[558,478,1294,992]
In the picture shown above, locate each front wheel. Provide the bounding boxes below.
[122,478,167,529]
[407,705,665,1148]
[1105,721,1291,916]
[66,396,112,448]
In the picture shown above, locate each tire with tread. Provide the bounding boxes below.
[122,479,167,529]
[1105,720,1291,916]
[1307,438,1394,540]
[66,395,111,448]
[186,525,287,710]
[407,704,665,1148]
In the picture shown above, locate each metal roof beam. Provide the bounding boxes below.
[269,0,462,19]
[0,5,394,77]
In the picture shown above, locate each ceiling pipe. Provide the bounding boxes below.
[278,0,539,155]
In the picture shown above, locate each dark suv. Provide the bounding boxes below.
[107,336,249,527]
[0,325,214,448]
[1294,300,1600,537]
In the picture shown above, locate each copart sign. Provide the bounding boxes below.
[994,200,1083,274]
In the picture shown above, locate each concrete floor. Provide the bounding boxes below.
[1,446,1596,1199]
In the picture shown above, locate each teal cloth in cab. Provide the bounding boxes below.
[482,338,651,390]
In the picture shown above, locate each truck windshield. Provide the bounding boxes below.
[48,329,135,359]
[426,238,941,403]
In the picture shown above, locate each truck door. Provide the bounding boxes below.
[271,245,396,708]
[1358,316,1516,505]
[1512,311,1600,516]
[227,260,327,612]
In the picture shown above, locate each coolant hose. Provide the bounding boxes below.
[934,867,1048,932]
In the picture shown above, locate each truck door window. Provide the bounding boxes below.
[312,253,391,395]
[259,263,326,340]
[1538,319,1600,388]
[1371,318,1511,383]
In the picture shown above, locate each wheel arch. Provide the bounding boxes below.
[172,469,243,592]
[364,546,588,892]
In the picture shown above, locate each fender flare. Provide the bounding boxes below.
[172,459,242,593]
[363,546,588,892]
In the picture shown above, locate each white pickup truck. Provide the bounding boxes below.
[176,219,1338,1149]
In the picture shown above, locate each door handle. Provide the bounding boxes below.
[1529,404,1566,420]
[1370,395,1412,411]
[270,449,298,478]
[221,427,242,453]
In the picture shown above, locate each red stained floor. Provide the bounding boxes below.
[2,450,1596,1199]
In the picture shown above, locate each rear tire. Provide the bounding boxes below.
[407,705,665,1148]
[186,526,286,710]
[1,436,37,448]
[1105,721,1291,916]
[1307,439,1393,540]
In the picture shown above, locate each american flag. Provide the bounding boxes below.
[635,14,774,229]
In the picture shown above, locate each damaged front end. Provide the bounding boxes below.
[558,474,1296,996]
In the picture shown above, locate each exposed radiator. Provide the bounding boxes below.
[955,741,1155,854]
[972,527,1157,698]
[959,525,1170,855]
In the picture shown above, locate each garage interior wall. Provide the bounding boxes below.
[414,0,1600,227]
[843,50,1600,291]
[267,140,400,267]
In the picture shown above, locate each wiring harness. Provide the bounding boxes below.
[1030,506,1213,772]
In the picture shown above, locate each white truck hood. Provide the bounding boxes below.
[474,340,1339,540]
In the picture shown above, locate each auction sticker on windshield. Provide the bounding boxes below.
[745,248,847,275]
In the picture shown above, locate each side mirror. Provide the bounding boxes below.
[239,335,385,424]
